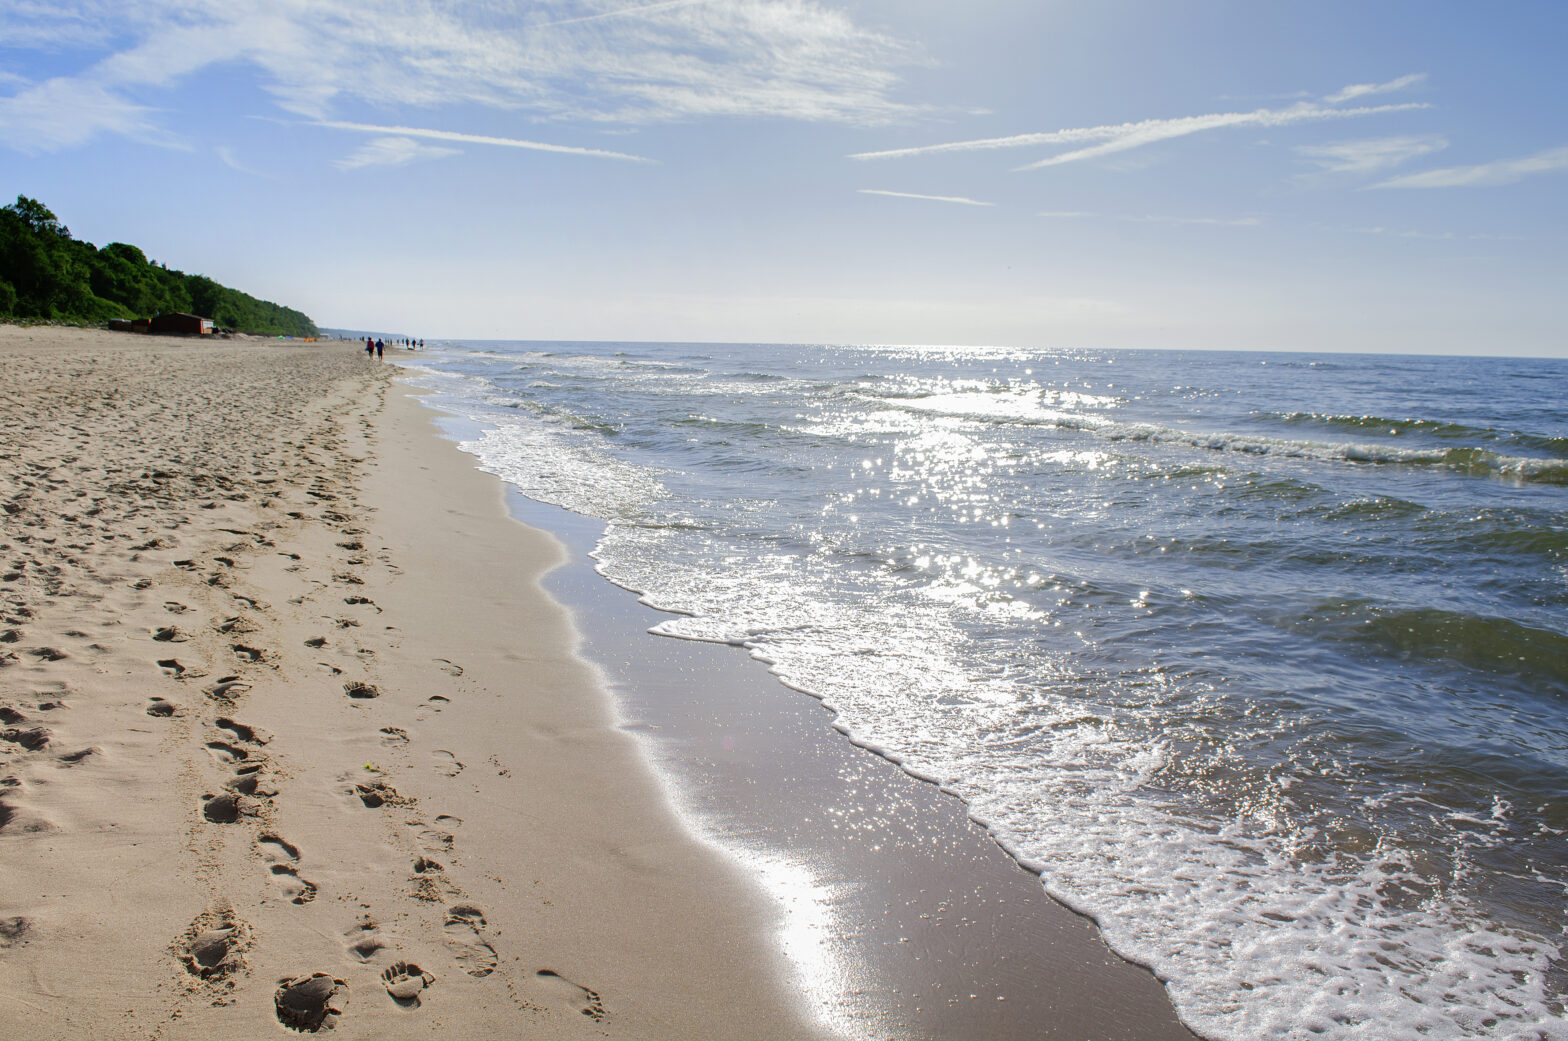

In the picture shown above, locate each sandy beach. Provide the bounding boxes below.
[0,326,819,1038]
[0,325,1195,1040]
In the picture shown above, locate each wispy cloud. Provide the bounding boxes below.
[1347,225,1523,241]
[1323,73,1426,105]
[1296,134,1447,174]
[0,1,927,153]
[851,94,1428,171]
[333,136,462,170]
[859,188,992,206]
[315,120,655,163]
[1012,102,1426,172]
[1374,145,1568,188]
[216,144,274,178]
[1038,211,1261,227]
[0,76,168,151]
[1128,214,1262,227]
[532,0,710,29]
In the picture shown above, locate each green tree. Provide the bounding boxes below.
[0,194,318,334]
[4,196,69,239]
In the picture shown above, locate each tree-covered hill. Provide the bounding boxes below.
[0,196,318,337]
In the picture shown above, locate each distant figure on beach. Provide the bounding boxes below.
[364,337,373,358]
[375,339,384,359]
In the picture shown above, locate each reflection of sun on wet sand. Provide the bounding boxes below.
[0,325,816,1039]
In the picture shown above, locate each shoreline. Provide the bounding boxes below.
[405,370,1200,1039]
[0,324,1197,1039]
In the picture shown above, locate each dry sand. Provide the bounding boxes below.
[0,326,816,1039]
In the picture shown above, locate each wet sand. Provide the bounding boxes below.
[491,483,1200,1041]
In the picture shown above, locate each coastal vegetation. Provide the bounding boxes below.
[0,195,317,337]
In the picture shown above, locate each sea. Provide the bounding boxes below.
[399,340,1568,1041]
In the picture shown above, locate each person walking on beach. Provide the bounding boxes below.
[375,338,384,359]
[365,337,374,359]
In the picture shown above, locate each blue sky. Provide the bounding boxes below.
[2,1,1564,356]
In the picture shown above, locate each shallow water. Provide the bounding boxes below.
[404,342,1568,1040]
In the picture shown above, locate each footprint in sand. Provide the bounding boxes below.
[227,761,275,798]
[303,636,327,649]
[443,905,497,978]
[201,791,257,823]
[146,696,179,717]
[379,726,409,746]
[434,658,463,677]
[535,970,607,1021]
[354,780,407,808]
[0,916,28,949]
[382,961,435,1006]
[205,676,251,699]
[274,973,348,1032]
[345,917,385,961]
[214,717,270,745]
[431,750,464,777]
[231,644,265,663]
[2,726,51,751]
[343,681,380,700]
[152,626,188,643]
[205,740,250,765]
[417,825,455,853]
[259,833,317,905]
[175,907,250,981]
[163,601,188,614]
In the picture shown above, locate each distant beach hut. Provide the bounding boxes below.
[149,312,214,335]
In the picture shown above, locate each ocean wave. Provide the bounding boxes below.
[1269,410,1499,440]
[1288,598,1568,685]
[1267,411,1568,460]
[873,394,1568,484]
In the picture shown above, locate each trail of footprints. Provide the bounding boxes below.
[1,357,605,1033]
[175,431,560,1029]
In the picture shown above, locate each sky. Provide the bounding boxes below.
[2,0,1565,356]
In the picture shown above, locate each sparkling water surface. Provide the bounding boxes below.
[403,341,1568,1040]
